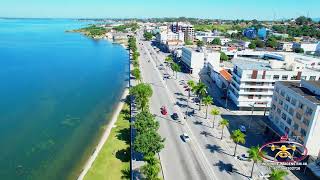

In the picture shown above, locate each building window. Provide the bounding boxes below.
[280,90,285,97]
[305,107,313,116]
[310,76,316,80]
[275,87,279,93]
[289,108,294,116]
[280,122,285,130]
[299,102,305,110]
[284,104,288,111]
[300,129,307,136]
[301,76,307,80]
[291,98,297,106]
[293,123,299,130]
[274,95,278,102]
[291,76,297,80]
[277,108,281,115]
[273,75,280,80]
[296,112,302,120]
[282,75,288,80]
[303,118,310,126]
[272,104,276,110]
[279,100,283,105]
[248,95,254,99]
[286,118,292,125]
[285,95,291,102]
[281,113,287,120]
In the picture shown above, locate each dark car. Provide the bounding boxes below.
[172,113,179,120]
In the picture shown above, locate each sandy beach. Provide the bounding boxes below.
[77,88,129,180]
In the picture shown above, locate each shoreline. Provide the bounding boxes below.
[77,88,129,180]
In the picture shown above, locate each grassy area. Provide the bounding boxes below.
[194,24,242,32]
[84,104,130,180]
[68,25,107,38]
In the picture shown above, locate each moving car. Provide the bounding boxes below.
[172,113,179,120]
[239,125,246,133]
[182,133,190,142]
[160,106,167,115]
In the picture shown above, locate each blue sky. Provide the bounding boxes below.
[1,0,320,20]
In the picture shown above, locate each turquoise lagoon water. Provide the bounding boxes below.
[0,19,129,180]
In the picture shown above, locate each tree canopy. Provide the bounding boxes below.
[211,38,222,45]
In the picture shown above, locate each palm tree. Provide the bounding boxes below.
[202,96,213,119]
[210,108,220,128]
[268,168,289,180]
[248,146,264,178]
[231,129,246,156]
[171,63,181,79]
[187,80,195,99]
[219,119,229,139]
[194,82,207,110]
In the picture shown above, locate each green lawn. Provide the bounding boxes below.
[84,104,130,180]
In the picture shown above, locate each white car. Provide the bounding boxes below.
[182,133,190,142]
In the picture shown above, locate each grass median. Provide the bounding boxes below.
[84,104,130,180]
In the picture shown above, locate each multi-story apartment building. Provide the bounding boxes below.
[170,22,194,42]
[268,80,320,157]
[228,55,320,110]
[181,47,220,76]
[293,42,319,53]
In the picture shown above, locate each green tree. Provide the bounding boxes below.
[134,111,159,134]
[248,42,257,49]
[144,31,153,40]
[253,39,265,48]
[130,83,153,111]
[211,38,222,45]
[133,60,139,68]
[196,40,205,47]
[219,119,229,139]
[248,146,265,178]
[268,168,289,180]
[134,130,165,156]
[202,96,213,119]
[266,37,278,48]
[295,16,312,25]
[141,155,161,180]
[220,52,229,61]
[294,47,304,53]
[185,40,193,45]
[165,56,174,69]
[131,68,141,83]
[210,108,220,128]
[171,63,181,79]
[231,129,246,156]
[187,80,196,99]
[194,82,207,110]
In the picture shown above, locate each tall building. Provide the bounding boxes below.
[170,22,194,42]
[228,54,320,110]
[180,47,220,76]
[268,80,320,157]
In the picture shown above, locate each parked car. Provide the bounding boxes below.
[172,113,179,120]
[160,106,168,115]
[237,154,250,161]
[182,133,190,142]
[239,125,246,133]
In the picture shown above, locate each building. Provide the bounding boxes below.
[271,32,289,39]
[180,47,220,76]
[228,55,320,110]
[156,31,184,44]
[277,42,293,52]
[257,28,269,39]
[268,80,320,157]
[243,27,257,39]
[293,42,319,54]
[170,22,194,41]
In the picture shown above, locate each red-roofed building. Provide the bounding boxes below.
[211,68,232,98]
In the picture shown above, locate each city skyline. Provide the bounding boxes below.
[1,0,320,20]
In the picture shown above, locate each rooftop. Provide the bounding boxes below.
[278,81,320,105]
[219,69,232,81]
[232,58,271,70]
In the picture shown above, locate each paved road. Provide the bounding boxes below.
[136,32,250,180]
[140,38,300,180]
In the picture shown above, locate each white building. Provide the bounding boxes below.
[278,42,293,52]
[293,42,319,53]
[268,80,320,157]
[181,47,220,76]
[156,31,184,44]
[170,22,194,41]
[228,55,320,110]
